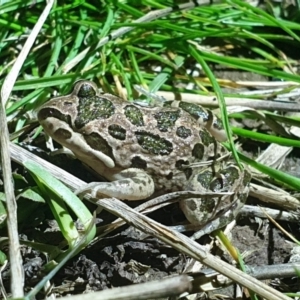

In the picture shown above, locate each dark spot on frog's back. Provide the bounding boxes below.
[75,96,115,129]
[176,126,192,139]
[192,143,204,159]
[135,131,173,155]
[154,110,180,132]
[131,156,147,169]
[83,132,114,159]
[124,105,144,126]
[108,124,126,140]
[197,170,213,190]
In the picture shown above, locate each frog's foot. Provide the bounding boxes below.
[190,201,243,240]
[76,168,155,201]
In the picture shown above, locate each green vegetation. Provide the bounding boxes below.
[1,1,300,299]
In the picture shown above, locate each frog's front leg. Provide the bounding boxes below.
[76,168,155,201]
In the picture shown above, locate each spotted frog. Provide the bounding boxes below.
[38,80,251,236]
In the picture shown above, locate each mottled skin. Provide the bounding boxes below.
[38,80,251,234]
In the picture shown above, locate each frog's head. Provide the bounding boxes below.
[37,80,115,169]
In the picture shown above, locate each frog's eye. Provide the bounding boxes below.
[77,82,96,98]
[73,80,98,98]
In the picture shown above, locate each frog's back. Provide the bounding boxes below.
[75,93,225,188]
[38,80,224,190]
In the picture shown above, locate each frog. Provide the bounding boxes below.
[37,80,251,237]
